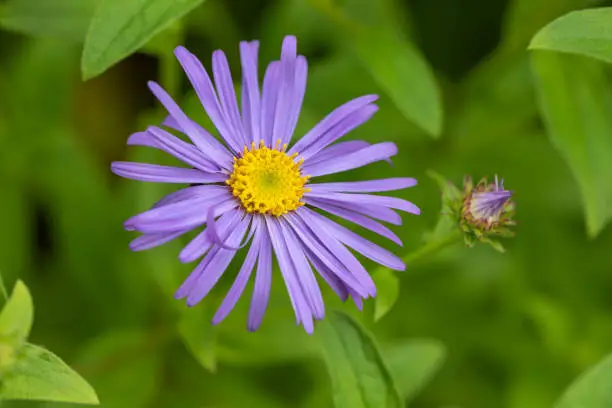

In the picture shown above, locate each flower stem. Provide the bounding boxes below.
[402,228,463,267]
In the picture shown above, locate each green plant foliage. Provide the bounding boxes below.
[555,353,612,408]
[0,282,98,405]
[384,340,446,403]
[0,343,99,404]
[318,311,402,408]
[372,270,400,322]
[531,51,612,237]
[312,0,443,138]
[0,281,33,346]
[81,0,206,79]
[530,7,612,64]
[0,0,98,41]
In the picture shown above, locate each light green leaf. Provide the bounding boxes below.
[177,306,217,372]
[0,281,33,345]
[555,353,612,408]
[384,340,446,403]
[0,0,99,41]
[372,270,399,322]
[0,343,98,404]
[318,310,402,408]
[81,0,205,80]
[312,0,442,138]
[531,51,612,237]
[530,8,612,65]
[502,0,596,53]
[44,330,163,408]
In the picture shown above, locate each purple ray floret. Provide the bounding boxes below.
[112,35,419,334]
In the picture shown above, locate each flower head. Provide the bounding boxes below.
[111,36,419,333]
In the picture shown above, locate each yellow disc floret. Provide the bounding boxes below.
[227,140,310,217]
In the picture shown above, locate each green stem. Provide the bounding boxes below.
[402,228,463,267]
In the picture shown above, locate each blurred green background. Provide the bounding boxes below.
[2,0,612,407]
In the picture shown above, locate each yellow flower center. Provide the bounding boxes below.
[226,141,309,217]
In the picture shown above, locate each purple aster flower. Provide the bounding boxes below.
[111,35,419,333]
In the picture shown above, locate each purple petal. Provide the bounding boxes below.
[127,131,156,147]
[304,140,370,166]
[240,41,261,143]
[129,230,189,251]
[279,219,325,320]
[304,247,349,301]
[148,81,232,168]
[260,61,280,146]
[184,214,250,306]
[298,104,378,161]
[304,196,402,225]
[284,212,371,297]
[111,162,225,184]
[179,209,242,263]
[307,199,403,245]
[125,189,235,233]
[289,95,378,155]
[309,178,417,193]
[288,210,376,297]
[305,208,405,271]
[352,294,364,311]
[306,191,420,215]
[272,36,297,147]
[146,126,218,173]
[302,142,397,177]
[206,207,251,250]
[284,56,308,145]
[265,216,314,333]
[212,217,262,325]
[153,185,216,209]
[212,50,247,150]
[173,46,236,152]
[248,220,272,331]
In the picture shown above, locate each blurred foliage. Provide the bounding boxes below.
[1,0,612,407]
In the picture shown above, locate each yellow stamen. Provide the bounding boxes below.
[226,141,308,217]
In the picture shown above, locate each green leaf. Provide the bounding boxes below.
[318,310,402,408]
[0,280,33,345]
[0,343,98,404]
[44,331,163,408]
[502,0,595,53]
[81,0,205,80]
[530,8,612,65]
[372,270,400,322]
[0,0,99,41]
[313,0,442,138]
[177,305,217,372]
[384,340,446,403]
[531,51,612,237]
[555,353,612,408]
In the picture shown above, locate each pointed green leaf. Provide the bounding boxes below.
[531,51,612,237]
[0,0,98,41]
[0,343,98,404]
[313,0,442,138]
[318,310,402,408]
[0,280,33,345]
[372,270,400,322]
[81,0,206,80]
[555,353,612,408]
[384,340,446,403]
[530,8,612,65]
[350,29,442,137]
